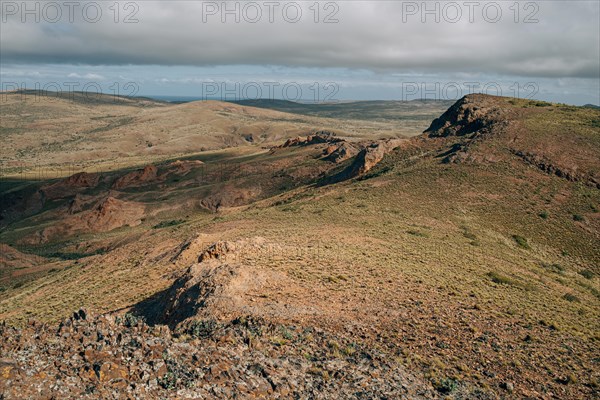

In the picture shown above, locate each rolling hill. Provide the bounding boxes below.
[0,92,449,178]
[0,94,599,399]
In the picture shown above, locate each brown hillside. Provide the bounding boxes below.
[423,94,600,188]
[1,95,598,399]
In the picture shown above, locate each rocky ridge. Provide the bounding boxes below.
[423,95,600,188]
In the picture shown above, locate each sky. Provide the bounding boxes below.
[1,1,599,105]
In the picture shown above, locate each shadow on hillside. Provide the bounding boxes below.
[130,281,206,329]
[129,288,171,327]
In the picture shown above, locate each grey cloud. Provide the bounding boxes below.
[0,1,598,79]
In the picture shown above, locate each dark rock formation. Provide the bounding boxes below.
[424,94,504,137]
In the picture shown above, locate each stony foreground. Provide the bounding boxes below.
[0,311,439,399]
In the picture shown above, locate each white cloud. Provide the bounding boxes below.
[67,73,105,80]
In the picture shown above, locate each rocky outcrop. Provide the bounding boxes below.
[162,160,204,177]
[62,172,100,187]
[152,238,279,326]
[354,139,404,175]
[323,142,360,163]
[2,172,104,228]
[67,193,89,214]
[325,139,404,183]
[83,196,145,231]
[424,95,600,188]
[277,131,342,148]
[200,185,262,212]
[424,94,504,137]
[274,131,362,167]
[512,149,600,189]
[41,172,101,199]
[197,240,242,262]
[112,165,158,189]
[24,196,145,244]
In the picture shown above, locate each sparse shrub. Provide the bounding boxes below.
[407,230,429,238]
[512,235,530,249]
[578,269,595,279]
[342,343,356,356]
[153,219,185,229]
[280,326,294,340]
[538,211,549,219]
[188,319,218,338]
[464,231,476,240]
[556,373,577,385]
[47,249,106,260]
[271,336,288,346]
[158,371,177,390]
[462,229,477,241]
[539,319,559,330]
[434,377,458,394]
[542,262,564,274]
[307,367,329,380]
[157,357,198,390]
[573,214,584,222]
[232,316,263,336]
[122,313,144,328]
[562,293,580,303]
[488,271,515,286]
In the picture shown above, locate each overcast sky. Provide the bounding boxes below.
[1,1,599,104]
